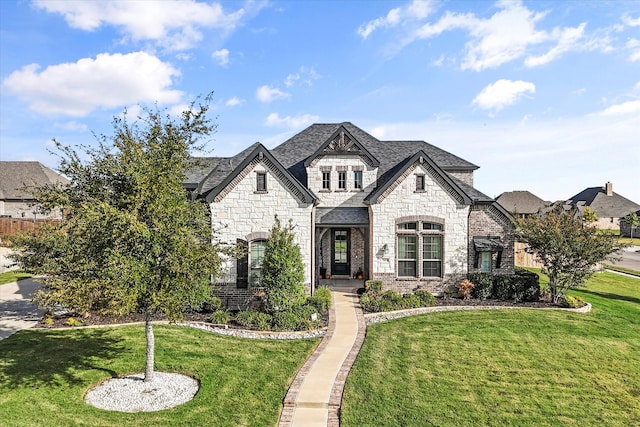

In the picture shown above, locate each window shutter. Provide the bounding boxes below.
[496,251,503,269]
[473,251,479,269]
[237,239,248,289]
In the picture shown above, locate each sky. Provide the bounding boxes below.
[1,0,639,203]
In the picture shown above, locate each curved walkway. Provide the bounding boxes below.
[0,278,43,340]
[278,288,365,427]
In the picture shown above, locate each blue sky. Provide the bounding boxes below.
[1,0,639,203]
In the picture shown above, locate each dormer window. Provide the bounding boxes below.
[256,172,267,193]
[322,171,331,190]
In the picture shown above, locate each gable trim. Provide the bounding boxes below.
[204,144,316,205]
[366,151,473,205]
[303,124,380,168]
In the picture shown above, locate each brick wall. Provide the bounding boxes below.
[468,204,515,275]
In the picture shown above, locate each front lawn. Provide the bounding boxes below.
[341,271,640,426]
[0,325,318,426]
[0,270,33,285]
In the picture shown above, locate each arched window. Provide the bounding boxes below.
[250,239,267,286]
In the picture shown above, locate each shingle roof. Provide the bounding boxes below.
[567,185,640,218]
[316,207,369,226]
[496,191,549,215]
[0,161,69,200]
[186,122,491,208]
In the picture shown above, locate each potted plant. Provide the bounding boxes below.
[320,266,327,280]
[356,267,364,280]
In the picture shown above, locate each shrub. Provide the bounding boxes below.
[253,312,272,330]
[234,310,258,328]
[307,286,332,313]
[493,275,514,300]
[457,279,474,299]
[401,293,422,309]
[379,290,403,312]
[210,310,230,325]
[559,295,585,308]
[272,310,306,331]
[199,296,222,312]
[359,293,379,313]
[365,280,383,292]
[414,290,436,306]
[469,273,493,300]
[66,317,83,327]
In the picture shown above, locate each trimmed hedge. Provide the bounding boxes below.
[469,268,540,302]
[359,288,437,313]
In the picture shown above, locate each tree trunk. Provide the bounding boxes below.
[144,311,155,383]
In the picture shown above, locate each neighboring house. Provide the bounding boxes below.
[186,122,514,308]
[566,182,640,231]
[620,210,640,238]
[0,161,69,219]
[496,191,550,218]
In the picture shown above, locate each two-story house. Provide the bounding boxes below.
[186,122,514,308]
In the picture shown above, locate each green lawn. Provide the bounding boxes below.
[0,270,32,285]
[341,271,640,426]
[0,325,318,427]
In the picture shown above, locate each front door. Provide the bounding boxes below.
[332,229,350,276]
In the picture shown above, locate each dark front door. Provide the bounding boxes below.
[332,229,350,276]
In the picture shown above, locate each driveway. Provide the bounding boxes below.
[609,246,640,272]
[0,278,43,340]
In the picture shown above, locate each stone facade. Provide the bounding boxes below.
[191,122,515,306]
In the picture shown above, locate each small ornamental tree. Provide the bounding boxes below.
[261,216,306,313]
[582,206,598,224]
[11,97,225,382]
[516,206,624,304]
[624,212,639,239]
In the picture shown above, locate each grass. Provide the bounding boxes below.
[618,237,640,246]
[0,325,318,426]
[0,270,32,285]
[341,271,640,426]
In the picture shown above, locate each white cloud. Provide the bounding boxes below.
[374,1,590,70]
[264,113,319,128]
[472,79,536,111]
[53,121,88,132]
[256,85,289,103]
[284,66,320,87]
[597,100,640,116]
[627,38,640,62]
[524,23,586,67]
[212,48,230,66]
[2,52,182,117]
[32,0,245,51]
[622,14,640,27]
[357,0,434,39]
[225,96,244,107]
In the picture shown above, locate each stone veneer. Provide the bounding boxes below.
[370,161,469,295]
[307,156,376,207]
[210,160,313,308]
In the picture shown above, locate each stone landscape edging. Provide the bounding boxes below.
[364,302,592,325]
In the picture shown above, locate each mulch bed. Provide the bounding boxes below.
[37,297,562,329]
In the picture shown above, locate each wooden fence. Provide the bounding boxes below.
[514,242,544,268]
[0,217,59,240]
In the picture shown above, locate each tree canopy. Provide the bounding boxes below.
[516,206,624,304]
[11,98,224,381]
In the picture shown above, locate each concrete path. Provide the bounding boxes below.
[279,287,366,427]
[0,278,43,340]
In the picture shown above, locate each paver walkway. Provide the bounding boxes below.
[279,286,366,427]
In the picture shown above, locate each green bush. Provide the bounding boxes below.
[234,310,272,330]
[469,273,493,300]
[359,293,379,312]
[378,290,403,312]
[210,310,230,325]
[559,295,585,308]
[272,310,307,331]
[414,290,436,306]
[365,280,383,292]
[307,286,332,313]
[253,312,272,330]
[402,293,422,309]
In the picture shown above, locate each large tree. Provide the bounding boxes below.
[11,99,224,382]
[516,206,624,304]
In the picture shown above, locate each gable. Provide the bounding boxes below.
[303,125,379,168]
[365,151,472,205]
[203,144,315,205]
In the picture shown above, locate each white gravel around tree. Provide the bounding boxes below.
[85,372,199,412]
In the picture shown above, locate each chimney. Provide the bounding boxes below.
[605,182,613,196]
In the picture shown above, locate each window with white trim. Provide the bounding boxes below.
[322,171,331,190]
[354,170,363,189]
[338,171,346,190]
[397,219,444,278]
